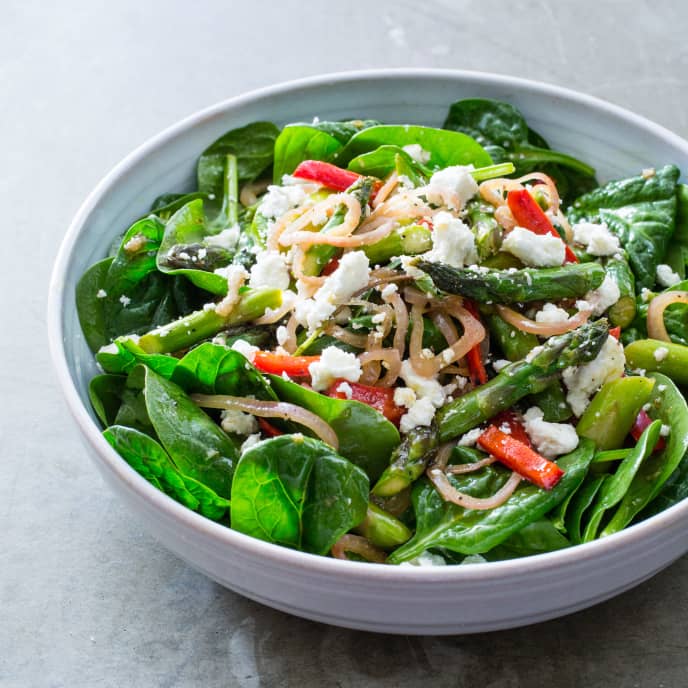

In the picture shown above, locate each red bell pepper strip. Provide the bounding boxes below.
[252,351,320,377]
[630,409,666,452]
[506,188,578,264]
[292,160,363,192]
[326,379,405,426]
[258,418,284,437]
[462,299,488,386]
[490,410,532,447]
[609,326,621,340]
[477,425,565,490]
[321,256,341,276]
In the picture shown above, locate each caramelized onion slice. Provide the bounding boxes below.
[427,468,521,510]
[647,291,688,342]
[331,534,387,563]
[496,304,591,336]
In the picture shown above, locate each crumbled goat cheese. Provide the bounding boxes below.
[660,424,671,437]
[119,295,131,307]
[380,283,398,299]
[399,255,425,279]
[240,433,261,453]
[398,551,447,567]
[399,360,445,407]
[577,274,621,316]
[426,211,478,268]
[231,339,259,362]
[642,167,656,179]
[249,250,291,290]
[96,289,107,299]
[458,427,484,447]
[492,359,510,372]
[501,226,566,267]
[523,407,579,458]
[653,346,669,362]
[276,325,289,346]
[563,335,625,416]
[423,165,478,210]
[402,144,431,164]
[123,233,146,253]
[308,346,362,391]
[294,251,370,331]
[213,264,249,317]
[221,408,259,436]
[399,397,436,433]
[656,263,681,288]
[535,303,570,323]
[335,381,353,399]
[205,225,240,250]
[640,287,654,303]
[259,183,310,219]
[571,221,620,256]
[371,312,386,325]
[394,386,417,408]
[98,343,119,355]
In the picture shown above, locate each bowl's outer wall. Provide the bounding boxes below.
[53,72,688,634]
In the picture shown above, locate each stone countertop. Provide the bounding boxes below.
[2,1,687,685]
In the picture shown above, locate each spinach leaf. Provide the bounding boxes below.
[336,125,492,170]
[112,366,155,436]
[103,425,231,520]
[96,340,178,377]
[89,374,126,426]
[272,125,342,181]
[602,373,688,535]
[230,435,368,554]
[293,119,380,145]
[484,519,571,560]
[142,366,237,498]
[568,165,680,289]
[147,191,215,222]
[564,474,607,544]
[197,121,279,197]
[75,257,112,351]
[347,145,428,180]
[268,374,400,481]
[387,439,595,562]
[443,98,596,201]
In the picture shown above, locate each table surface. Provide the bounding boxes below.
[3,1,688,685]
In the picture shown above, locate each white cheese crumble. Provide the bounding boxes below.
[240,433,261,453]
[492,359,510,372]
[656,263,681,288]
[248,250,291,290]
[401,144,431,164]
[231,339,259,362]
[96,289,107,299]
[259,183,310,220]
[308,346,362,391]
[399,360,445,407]
[394,386,417,408]
[501,226,566,267]
[571,221,620,256]
[660,424,671,437]
[577,274,621,316]
[119,295,131,307]
[276,325,289,346]
[423,165,478,210]
[398,551,447,567]
[458,427,484,447]
[335,381,353,399]
[562,335,626,416]
[205,225,240,250]
[220,408,259,436]
[426,211,478,268]
[380,283,398,299]
[399,397,436,433]
[653,346,669,362]
[522,407,579,458]
[294,251,370,332]
[535,303,570,323]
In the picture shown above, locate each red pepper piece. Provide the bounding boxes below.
[321,256,341,276]
[292,160,364,192]
[506,188,578,264]
[490,410,532,447]
[326,379,404,426]
[477,425,565,490]
[258,418,284,437]
[462,299,488,386]
[609,326,621,340]
[631,408,666,452]
[252,351,320,377]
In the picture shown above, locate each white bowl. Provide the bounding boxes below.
[48,69,688,635]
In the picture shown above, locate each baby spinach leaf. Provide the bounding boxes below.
[443,98,596,201]
[565,474,607,545]
[96,340,178,377]
[197,121,279,197]
[230,435,368,554]
[387,439,595,563]
[103,425,231,520]
[89,374,127,426]
[75,257,112,351]
[289,119,380,145]
[336,125,492,170]
[268,374,400,481]
[142,366,237,499]
[602,373,688,535]
[112,366,155,436]
[484,519,571,560]
[568,165,680,289]
[272,125,342,181]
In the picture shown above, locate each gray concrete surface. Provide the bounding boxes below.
[2,1,688,685]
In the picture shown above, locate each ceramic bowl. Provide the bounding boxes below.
[48,70,688,634]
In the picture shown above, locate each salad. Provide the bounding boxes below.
[76,98,688,566]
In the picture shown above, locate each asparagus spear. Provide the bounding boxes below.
[606,255,636,328]
[363,223,432,265]
[438,319,610,441]
[354,503,412,549]
[417,261,605,303]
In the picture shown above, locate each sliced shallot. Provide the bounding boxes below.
[331,535,387,563]
[427,468,522,510]
[647,291,688,342]
[496,304,591,336]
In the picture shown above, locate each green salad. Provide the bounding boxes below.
[76,98,688,566]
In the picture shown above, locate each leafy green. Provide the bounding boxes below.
[299,119,381,144]
[89,374,127,426]
[565,474,607,544]
[104,425,231,520]
[568,165,680,289]
[197,121,279,198]
[484,519,571,559]
[347,145,428,179]
[142,366,237,498]
[272,125,342,181]
[95,339,178,377]
[75,257,112,351]
[388,440,595,562]
[230,435,368,554]
[269,374,400,481]
[336,125,492,170]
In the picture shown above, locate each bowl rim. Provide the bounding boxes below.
[47,67,688,582]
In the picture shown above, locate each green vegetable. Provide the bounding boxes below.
[606,255,636,328]
[581,420,661,542]
[438,320,609,441]
[76,257,112,351]
[418,261,605,304]
[292,118,380,145]
[568,165,680,289]
[269,374,400,481]
[89,374,127,426]
[602,373,688,535]
[354,503,412,549]
[465,200,501,260]
[576,376,655,450]
[272,125,342,181]
[624,339,688,386]
[347,145,426,179]
[142,367,237,498]
[103,425,231,520]
[95,339,178,377]
[484,519,571,559]
[388,440,595,561]
[336,124,493,170]
[565,474,607,544]
[230,435,368,555]
[362,223,432,265]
